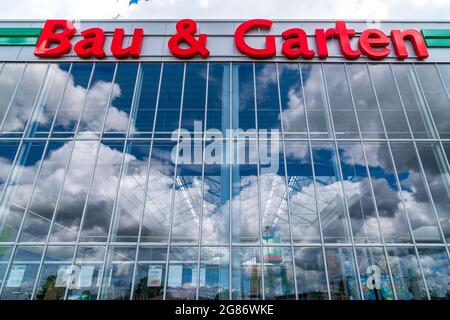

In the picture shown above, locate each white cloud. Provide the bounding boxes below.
[0,0,449,20]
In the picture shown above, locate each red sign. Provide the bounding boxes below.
[34,19,429,60]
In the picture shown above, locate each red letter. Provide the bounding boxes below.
[334,21,360,59]
[235,19,276,59]
[34,20,75,58]
[74,28,106,59]
[111,28,143,59]
[359,29,391,60]
[391,29,429,60]
[282,28,315,59]
[315,28,336,59]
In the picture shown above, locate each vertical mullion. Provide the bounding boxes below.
[195,62,209,300]
[367,63,431,300]
[129,63,164,300]
[343,63,398,300]
[275,62,298,300]
[253,63,265,300]
[228,62,233,300]
[320,63,365,300]
[162,62,187,300]
[298,63,331,300]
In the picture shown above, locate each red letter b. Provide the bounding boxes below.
[34,20,75,58]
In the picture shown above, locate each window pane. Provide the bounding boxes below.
[80,141,125,242]
[0,141,46,242]
[154,63,184,137]
[263,247,295,300]
[417,248,450,300]
[78,63,116,134]
[312,142,351,243]
[301,64,332,138]
[110,141,151,242]
[1,246,44,300]
[130,63,161,137]
[0,140,20,197]
[202,160,230,245]
[323,64,359,139]
[0,63,26,127]
[166,247,198,300]
[369,64,411,139]
[0,247,13,289]
[386,247,428,300]
[25,64,71,138]
[356,247,393,300]
[171,147,203,244]
[255,63,281,131]
[206,63,230,134]
[231,247,262,300]
[415,64,450,139]
[325,247,361,300]
[346,64,385,139]
[231,163,259,243]
[104,63,138,137]
[260,139,290,244]
[0,64,48,137]
[180,63,207,133]
[285,141,320,243]
[391,64,436,139]
[363,142,412,243]
[338,142,381,243]
[50,140,99,242]
[100,246,136,300]
[141,141,176,243]
[279,64,307,138]
[67,246,104,300]
[199,247,229,300]
[438,64,450,92]
[34,246,74,300]
[51,63,94,138]
[232,63,255,131]
[294,247,328,300]
[133,247,166,300]
[20,141,73,242]
[390,142,442,243]
[416,143,450,242]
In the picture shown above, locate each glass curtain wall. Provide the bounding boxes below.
[0,62,448,300]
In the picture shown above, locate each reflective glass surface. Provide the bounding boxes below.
[0,62,449,300]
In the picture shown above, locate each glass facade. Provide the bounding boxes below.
[0,61,449,300]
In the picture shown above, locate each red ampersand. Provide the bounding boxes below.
[168,19,209,59]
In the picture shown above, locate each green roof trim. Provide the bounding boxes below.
[0,37,38,46]
[0,28,42,37]
[0,28,41,46]
[425,38,450,48]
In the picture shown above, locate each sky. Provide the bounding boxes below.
[0,0,449,20]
